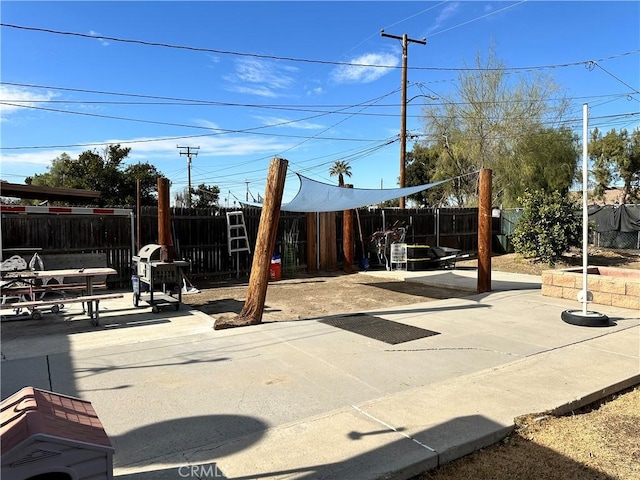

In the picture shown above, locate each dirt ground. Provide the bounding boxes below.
[182,247,640,323]
[182,271,464,324]
[181,248,640,480]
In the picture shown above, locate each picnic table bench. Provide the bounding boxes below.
[0,293,124,325]
[1,267,121,326]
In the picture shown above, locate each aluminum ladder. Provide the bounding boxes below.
[226,211,251,255]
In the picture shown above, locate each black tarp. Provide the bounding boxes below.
[588,205,640,232]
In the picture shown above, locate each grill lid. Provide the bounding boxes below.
[137,243,162,262]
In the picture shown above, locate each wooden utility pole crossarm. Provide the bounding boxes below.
[214,157,288,330]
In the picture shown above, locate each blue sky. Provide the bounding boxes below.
[1,1,639,205]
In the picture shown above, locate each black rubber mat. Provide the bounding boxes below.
[320,313,440,345]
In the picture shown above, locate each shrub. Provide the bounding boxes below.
[510,189,582,265]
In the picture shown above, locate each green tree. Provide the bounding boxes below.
[121,162,163,206]
[190,184,220,208]
[27,145,162,206]
[510,189,581,265]
[505,126,579,204]
[405,139,476,207]
[329,160,352,187]
[590,127,640,203]
[420,45,569,206]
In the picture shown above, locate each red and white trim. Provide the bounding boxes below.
[1,205,132,216]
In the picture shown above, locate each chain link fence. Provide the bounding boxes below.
[500,206,640,252]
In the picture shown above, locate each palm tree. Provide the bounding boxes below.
[329,160,352,187]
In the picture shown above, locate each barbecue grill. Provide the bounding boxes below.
[131,243,190,312]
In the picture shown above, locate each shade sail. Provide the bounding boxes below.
[241,173,449,212]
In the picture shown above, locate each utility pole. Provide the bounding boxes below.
[381,30,426,209]
[245,180,250,202]
[177,145,200,208]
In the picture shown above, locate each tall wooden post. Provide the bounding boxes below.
[157,177,174,262]
[214,157,288,330]
[136,178,141,252]
[477,168,492,293]
[343,184,354,273]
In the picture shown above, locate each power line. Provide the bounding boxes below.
[0,102,387,149]
[5,81,636,113]
[590,62,640,96]
[2,23,637,72]
[428,0,528,38]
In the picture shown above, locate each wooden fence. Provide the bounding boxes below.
[2,206,488,287]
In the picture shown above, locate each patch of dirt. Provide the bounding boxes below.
[183,248,639,323]
[182,271,464,323]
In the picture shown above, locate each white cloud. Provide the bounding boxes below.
[307,86,324,96]
[192,119,223,130]
[122,134,295,161]
[1,150,70,168]
[252,115,324,130]
[224,58,298,97]
[331,52,399,84]
[89,30,110,46]
[0,86,57,121]
[426,1,461,34]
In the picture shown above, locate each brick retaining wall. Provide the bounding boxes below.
[541,266,640,310]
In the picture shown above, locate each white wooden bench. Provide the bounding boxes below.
[0,293,124,326]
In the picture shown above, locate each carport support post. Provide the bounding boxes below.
[477,168,492,293]
[215,157,288,330]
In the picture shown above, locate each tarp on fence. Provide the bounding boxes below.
[588,204,640,232]
[241,173,449,213]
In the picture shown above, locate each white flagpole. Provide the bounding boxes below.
[582,103,589,315]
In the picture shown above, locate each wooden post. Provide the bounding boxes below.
[136,178,141,252]
[306,212,317,273]
[343,184,354,273]
[319,212,337,271]
[477,168,492,293]
[157,177,174,262]
[214,157,288,330]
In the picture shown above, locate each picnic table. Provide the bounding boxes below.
[0,268,122,325]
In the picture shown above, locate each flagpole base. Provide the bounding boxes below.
[561,309,611,327]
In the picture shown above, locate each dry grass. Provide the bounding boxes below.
[415,387,640,480]
[456,247,640,276]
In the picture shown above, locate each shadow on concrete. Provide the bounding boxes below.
[110,413,617,480]
[112,414,269,471]
[359,280,470,300]
[188,298,246,315]
[73,356,231,379]
[409,271,540,292]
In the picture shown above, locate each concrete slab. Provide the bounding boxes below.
[0,356,51,398]
[361,268,542,292]
[1,271,638,480]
